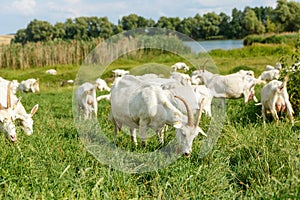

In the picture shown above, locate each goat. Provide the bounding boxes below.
[75,82,97,120]
[171,62,189,72]
[258,69,280,82]
[95,78,111,92]
[170,71,192,86]
[192,69,259,104]
[110,75,206,156]
[260,76,294,125]
[112,69,130,77]
[19,78,40,93]
[46,69,57,75]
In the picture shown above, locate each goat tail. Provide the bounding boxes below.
[255,102,262,106]
[279,75,289,91]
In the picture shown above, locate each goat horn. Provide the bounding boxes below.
[202,59,209,71]
[175,95,194,127]
[7,82,11,108]
[195,98,205,127]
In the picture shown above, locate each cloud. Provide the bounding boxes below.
[12,0,36,16]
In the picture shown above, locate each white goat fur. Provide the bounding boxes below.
[0,78,38,142]
[171,62,189,72]
[258,69,280,82]
[19,78,40,93]
[192,85,213,117]
[75,82,97,120]
[46,69,57,75]
[110,75,206,156]
[95,78,111,92]
[193,69,258,103]
[260,77,294,125]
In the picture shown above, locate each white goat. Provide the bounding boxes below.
[192,85,213,117]
[0,82,17,142]
[171,62,189,72]
[170,71,192,86]
[192,69,259,104]
[0,80,38,142]
[110,75,206,156]
[112,69,130,77]
[95,78,110,92]
[46,69,57,75]
[260,76,294,125]
[19,78,40,93]
[75,82,97,120]
[265,62,282,71]
[258,69,280,82]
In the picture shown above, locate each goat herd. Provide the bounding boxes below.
[0,62,295,156]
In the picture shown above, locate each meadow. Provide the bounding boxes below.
[0,44,299,199]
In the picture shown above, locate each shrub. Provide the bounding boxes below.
[280,31,300,116]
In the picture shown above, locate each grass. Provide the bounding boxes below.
[0,46,300,199]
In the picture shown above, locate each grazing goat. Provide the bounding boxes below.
[110,75,206,156]
[192,85,213,117]
[75,82,97,120]
[171,62,189,72]
[170,72,192,86]
[19,78,40,93]
[258,69,280,82]
[112,69,130,77]
[46,69,57,75]
[260,76,294,125]
[265,62,282,71]
[95,78,111,92]
[192,69,259,104]
[0,82,17,142]
[0,79,39,142]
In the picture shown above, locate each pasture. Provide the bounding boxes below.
[0,48,299,199]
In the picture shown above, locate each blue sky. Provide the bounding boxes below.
[0,0,294,34]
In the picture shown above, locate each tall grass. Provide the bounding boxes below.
[0,35,191,70]
[243,32,298,46]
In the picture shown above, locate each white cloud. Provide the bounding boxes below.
[12,0,36,16]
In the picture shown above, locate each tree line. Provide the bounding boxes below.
[12,0,300,44]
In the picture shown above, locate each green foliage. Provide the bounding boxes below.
[243,32,298,46]
[10,1,300,43]
[279,31,300,116]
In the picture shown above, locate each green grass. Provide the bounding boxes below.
[0,47,300,199]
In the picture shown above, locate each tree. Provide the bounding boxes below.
[218,12,231,38]
[244,9,265,34]
[53,22,66,39]
[272,0,300,32]
[120,14,139,30]
[229,8,245,39]
[25,19,53,42]
[265,17,276,33]
[12,29,27,44]
[155,16,181,30]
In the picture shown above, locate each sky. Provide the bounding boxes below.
[0,0,295,35]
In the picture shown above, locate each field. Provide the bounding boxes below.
[0,45,300,199]
[0,35,14,45]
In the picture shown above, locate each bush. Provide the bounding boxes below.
[280,31,300,116]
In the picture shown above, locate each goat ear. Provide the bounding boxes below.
[30,104,39,116]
